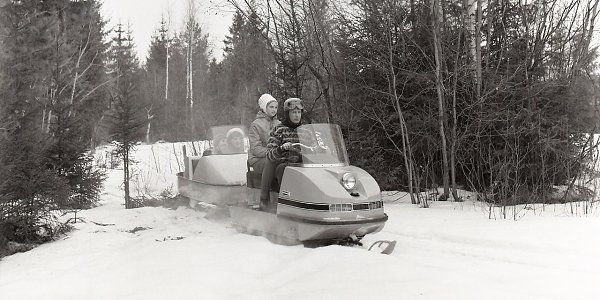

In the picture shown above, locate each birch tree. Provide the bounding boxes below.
[184,0,198,136]
[430,0,450,200]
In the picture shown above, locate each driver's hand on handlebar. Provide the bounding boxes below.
[281,142,292,151]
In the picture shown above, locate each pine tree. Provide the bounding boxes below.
[141,16,170,142]
[43,0,107,210]
[107,23,146,209]
[0,0,71,243]
[181,2,210,138]
[220,11,274,125]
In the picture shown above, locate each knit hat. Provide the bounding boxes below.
[226,127,245,140]
[258,94,277,113]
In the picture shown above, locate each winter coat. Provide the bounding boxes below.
[248,111,281,166]
[266,124,311,163]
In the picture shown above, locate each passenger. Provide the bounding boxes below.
[203,134,227,156]
[261,98,306,211]
[249,94,281,211]
[249,93,280,173]
[225,127,245,154]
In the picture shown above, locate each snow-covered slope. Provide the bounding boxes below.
[1,143,599,300]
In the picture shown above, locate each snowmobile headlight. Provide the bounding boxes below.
[341,173,356,190]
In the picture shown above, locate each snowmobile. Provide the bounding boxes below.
[177,124,390,249]
[177,125,249,209]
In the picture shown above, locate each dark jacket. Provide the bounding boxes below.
[266,108,312,163]
[266,123,301,163]
[248,111,280,166]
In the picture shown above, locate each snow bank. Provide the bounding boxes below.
[93,141,210,198]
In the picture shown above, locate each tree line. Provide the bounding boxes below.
[1,0,599,250]
[0,0,148,250]
[220,0,600,209]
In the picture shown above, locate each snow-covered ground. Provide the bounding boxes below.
[1,143,600,299]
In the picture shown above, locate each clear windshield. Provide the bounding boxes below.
[294,124,349,167]
[208,125,248,155]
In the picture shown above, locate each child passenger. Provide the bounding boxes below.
[248,94,281,210]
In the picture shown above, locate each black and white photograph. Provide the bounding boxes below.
[1,0,599,299]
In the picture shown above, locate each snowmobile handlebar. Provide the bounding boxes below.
[291,143,318,151]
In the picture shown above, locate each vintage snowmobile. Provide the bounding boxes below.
[177,124,391,249]
[177,125,249,209]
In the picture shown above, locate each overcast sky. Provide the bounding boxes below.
[100,0,234,62]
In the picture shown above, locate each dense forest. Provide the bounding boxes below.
[1,0,599,248]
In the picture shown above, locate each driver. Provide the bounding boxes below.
[262,98,308,211]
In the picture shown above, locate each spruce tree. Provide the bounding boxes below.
[0,0,70,243]
[42,0,107,210]
[201,11,274,128]
[140,17,170,142]
[107,23,146,209]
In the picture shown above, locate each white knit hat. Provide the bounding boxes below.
[226,127,245,139]
[258,94,277,113]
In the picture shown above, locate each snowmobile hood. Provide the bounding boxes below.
[279,165,381,204]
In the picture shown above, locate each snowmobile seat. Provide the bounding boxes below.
[246,161,279,191]
[246,161,262,188]
[184,155,202,179]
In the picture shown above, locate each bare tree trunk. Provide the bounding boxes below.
[484,0,493,75]
[463,0,476,82]
[242,86,248,124]
[44,87,56,133]
[124,148,131,209]
[163,19,170,142]
[164,11,171,104]
[462,0,482,100]
[304,0,335,123]
[68,29,95,118]
[385,2,417,205]
[165,46,170,104]
[450,23,462,202]
[398,112,417,204]
[187,36,194,136]
[475,0,482,99]
[90,115,104,150]
[185,0,197,137]
[410,0,416,27]
[189,43,194,136]
[572,0,599,75]
[145,106,153,144]
[307,64,333,122]
[41,108,47,131]
[165,44,170,100]
[432,0,450,200]
[46,110,52,133]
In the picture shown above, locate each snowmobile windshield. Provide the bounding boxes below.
[207,125,248,155]
[294,124,350,167]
